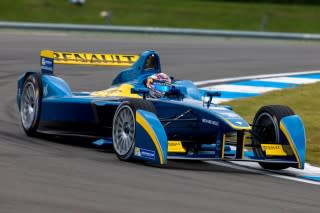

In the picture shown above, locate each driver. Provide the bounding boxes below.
[146,73,172,98]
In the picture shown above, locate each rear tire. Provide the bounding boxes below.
[20,74,43,136]
[252,105,294,170]
[112,99,156,161]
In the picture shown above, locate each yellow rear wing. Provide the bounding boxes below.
[40,50,139,73]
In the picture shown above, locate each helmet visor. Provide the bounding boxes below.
[153,83,171,93]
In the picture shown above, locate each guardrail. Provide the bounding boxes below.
[1,21,320,41]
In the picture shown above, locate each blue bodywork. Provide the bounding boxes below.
[17,50,306,169]
[279,115,306,169]
[134,110,168,165]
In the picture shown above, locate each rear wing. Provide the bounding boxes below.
[40,50,139,74]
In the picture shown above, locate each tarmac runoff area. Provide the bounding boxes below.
[0,30,320,213]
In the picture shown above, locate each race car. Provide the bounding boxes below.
[17,50,306,170]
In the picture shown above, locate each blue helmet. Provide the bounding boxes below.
[146,73,172,98]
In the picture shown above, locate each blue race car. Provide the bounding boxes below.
[17,50,306,170]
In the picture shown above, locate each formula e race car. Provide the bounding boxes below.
[17,50,306,170]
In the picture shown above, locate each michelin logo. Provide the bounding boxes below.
[134,147,155,160]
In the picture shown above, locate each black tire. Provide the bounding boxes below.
[122,98,157,115]
[19,73,43,136]
[252,105,295,170]
[112,98,156,161]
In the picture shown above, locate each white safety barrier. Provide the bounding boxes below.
[1,21,320,40]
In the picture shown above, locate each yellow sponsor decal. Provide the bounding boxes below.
[261,144,287,156]
[90,84,141,98]
[54,52,139,66]
[40,50,139,66]
[168,141,186,153]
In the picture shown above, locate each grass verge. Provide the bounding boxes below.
[227,82,320,166]
[1,0,320,33]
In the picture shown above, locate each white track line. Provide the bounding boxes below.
[211,98,233,104]
[195,70,320,86]
[258,77,320,84]
[203,84,279,93]
[207,161,320,185]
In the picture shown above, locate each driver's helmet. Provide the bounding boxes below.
[146,73,172,98]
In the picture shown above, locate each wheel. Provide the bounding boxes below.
[112,99,156,161]
[252,105,295,170]
[20,73,43,136]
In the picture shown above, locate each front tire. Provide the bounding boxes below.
[20,74,43,136]
[252,105,295,170]
[112,99,156,161]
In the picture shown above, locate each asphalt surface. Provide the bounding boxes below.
[0,30,320,213]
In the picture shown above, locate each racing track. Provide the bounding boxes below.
[0,30,320,213]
